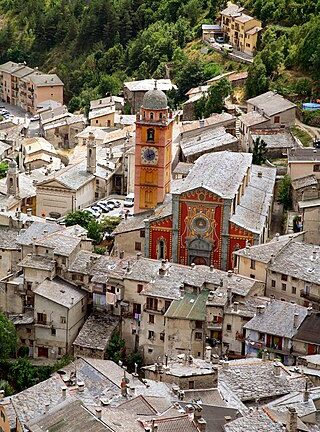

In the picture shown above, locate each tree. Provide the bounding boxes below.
[99,216,121,234]
[0,313,17,359]
[106,332,126,363]
[0,161,8,179]
[278,174,292,210]
[64,210,94,228]
[9,358,37,391]
[251,137,267,165]
[195,78,231,119]
[245,56,269,99]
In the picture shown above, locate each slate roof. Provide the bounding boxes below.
[292,175,318,190]
[266,390,317,419]
[181,388,226,406]
[247,91,296,117]
[239,111,269,127]
[178,151,252,199]
[243,300,308,338]
[19,254,56,271]
[165,290,209,321]
[251,129,298,149]
[35,231,81,256]
[221,3,245,16]
[144,358,217,378]
[218,358,307,402]
[180,113,235,135]
[38,160,95,190]
[16,221,63,246]
[268,241,320,284]
[0,61,22,73]
[34,277,85,308]
[288,147,320,162]
[173,162,194,176]
[27,398,110,432]
[0,228,19,249]
[112,211,151,234]
[118,394,158,415]
[28,72,64,87]
[293,312,320,345]
[73,313,119,351]
[180,127,238,158]
[234,236,292,263]
[142,415,200,432]
[124,79,176,92]
[68,250,100,274]
[0,140,11,155]
[11,65,34,78]
[224,408,284,432]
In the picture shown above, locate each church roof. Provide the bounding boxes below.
[142,88,168,110]
[178,151,252,199]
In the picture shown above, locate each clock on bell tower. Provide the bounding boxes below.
[134,82,173,214]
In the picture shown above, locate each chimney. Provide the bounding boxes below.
[270,254,275,265]
[227,287,232,305]
[256,305,265,314]
[257,171,262,178]
[223,360,229,370]
[287,407,298,432]
[224,416,232,423]
[136,252,142,260]
[307,306,312,315]
[293,312,299,328]
[275,233,280,241]
[71,297,74,306]
[26,208,32,217]
[273,362,281,377]
[61,386,67,398]
[77,381,84,392]
[312,249,317,261]
[199,118,205,128]
[95,407,102,419]
[261,349,268,362]
[233,301,239,312]
[303,385,309,402]
[227,270,233,277]
[210,265,214,272]
[119,250,124,259]
[191,263,196,269]
[45,402,50,413]
[205,346,212,362]
[126,261,131,273]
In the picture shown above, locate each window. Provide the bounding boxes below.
[58,347,63,355]
[271,280,276,288]
[160,332,165,341]
[27,328,32,334]
[140,229,145,238]
[157,239,166,260]
[147,128,154,141]
[195,332,202,340]
[51,328,56,336]
[146,297,158,311]
[250,259,256,270]
[20,338,25,344]
[96,120,99,124]
[246,43,250,47]
[292,286,297,294]
[150,112,154,120]
[314,165,320,172]
[226,324,232,332]
[250,274,256,279]
[281,274,288,281]
[1,410,5,421]
[60,316,66,324]
[164,300,171,312]
[135,242,141,251]
[282,283,286,291]
[132,329,136,335]
[148,348,153,353]
[195,321,203,329]
[137,284,143,293]
[189,380,195,389]
[258,332,265,341]
[274,115,280,124]
[37,313,47,325]
[148,330,155,340]
[149,314,154,324]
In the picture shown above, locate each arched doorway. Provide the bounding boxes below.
[187,238,212,266]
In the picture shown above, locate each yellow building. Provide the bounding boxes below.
[220,3,262,55]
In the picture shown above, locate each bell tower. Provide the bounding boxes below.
[134,83,173,214]
[7,159,19,197]
[86,132,96,174]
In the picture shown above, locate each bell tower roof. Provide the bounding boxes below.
[142,81,168,110]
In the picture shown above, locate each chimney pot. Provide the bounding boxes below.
[45,402,50,413]
[0,390,4,400]
[136,252,142,260]
[95,407,102,419]
[210,265,214,272]
[191,263,196,269]
[307,306,312,315]
[233,301,239,312]
[227,270,233,277]
[287,406,298,432]
[61,386,67,398]
[273,362,281,377]
[77,381,85,392]
[293,312,299,328]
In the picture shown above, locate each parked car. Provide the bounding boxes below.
[107,199,121,208]
[208,37,215,43]
[91,205,103,215]
[83,208,100,218]
[124,193,134,207]
[96,202,110,213]
[215,36,225,43]
[221,43,233,52]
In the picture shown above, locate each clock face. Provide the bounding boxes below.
[141,147,158,165]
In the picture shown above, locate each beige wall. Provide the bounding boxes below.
[222,312,249,355]
[0,277,24,314]
[90,112,115,127]
[1,71,12,102]
[114,230,145,257]
[247,105,296,129]
[0,248,20,279]
[302,206,320,245]
[34,85,64,114]
[144,369,218,390]
[34,294,86,359]
[221,14,261,54]
[289,162,320,182]
[235,254,268,283]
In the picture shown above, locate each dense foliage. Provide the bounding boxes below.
[0,312,17,359]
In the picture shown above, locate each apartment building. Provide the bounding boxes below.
[220,3,262,55]
[0,61,64,114]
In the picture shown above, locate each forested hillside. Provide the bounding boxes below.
[0,0,318,112]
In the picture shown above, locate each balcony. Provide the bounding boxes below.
[35,320,52,328]
[207,321,223,330]
[143,305,163,314]
[300,289,320,302]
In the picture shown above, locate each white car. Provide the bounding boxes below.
[83,208,100,218]
[221,43,233,52]
[124,193,134,207]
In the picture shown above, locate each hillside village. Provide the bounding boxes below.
[0,1,320,431]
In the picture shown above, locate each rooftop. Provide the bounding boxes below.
[33,277,85,308]
[234,235,292,263]
[143,357,217,378]
[11,65,34,78]
[16,221,63,246]
[251,129,298,149]
[112,211,151,235]
[293,312,320,345]
[0,61,23,74]
[28,72,64,87]
[177,151,252,199]
[180,113,235,135]
[22,136,57,155]
[288,147,320,162]
[90,95,124,110]
[68,250,100,274]
[165,290,209,321]
[180,127,238,158]
[221,3,245,16]
[19,254,56,271]
[243,299,308,338]
[247,91,296,117]
[173,162,194,176]
[124,79,176,92]
[268,241,320,284]
[224,408,285,432]
[219,358,307,402]
[239,111,269,127]
[88,105,116,120]
[0,228,19,249]
[35,231,81,256]
[73,313,120,351]
[292,174,318,190]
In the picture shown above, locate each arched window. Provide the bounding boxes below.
[89,149,92,157]
[9,178,13,186]
[150,112,154,120]
[159,113,163,119]
[157,239,166,260]
[147,128,155,142]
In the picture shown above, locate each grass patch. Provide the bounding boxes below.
[291,126,313,147]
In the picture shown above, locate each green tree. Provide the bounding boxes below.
[0,161,8,179]
[87,220,103,244]
[99,216,121,234]
[106,332,126,363]
[245,56,269,99]
[0,379,14,396]
[195,78,231,119]
[64,210,94,228]
[278,174,292,210]
[9,358,37,391]
[0,313,17,359]
[251,137,267,165]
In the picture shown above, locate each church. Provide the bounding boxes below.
[115,85,276,271]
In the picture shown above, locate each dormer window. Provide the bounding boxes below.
[147,128,155,142]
